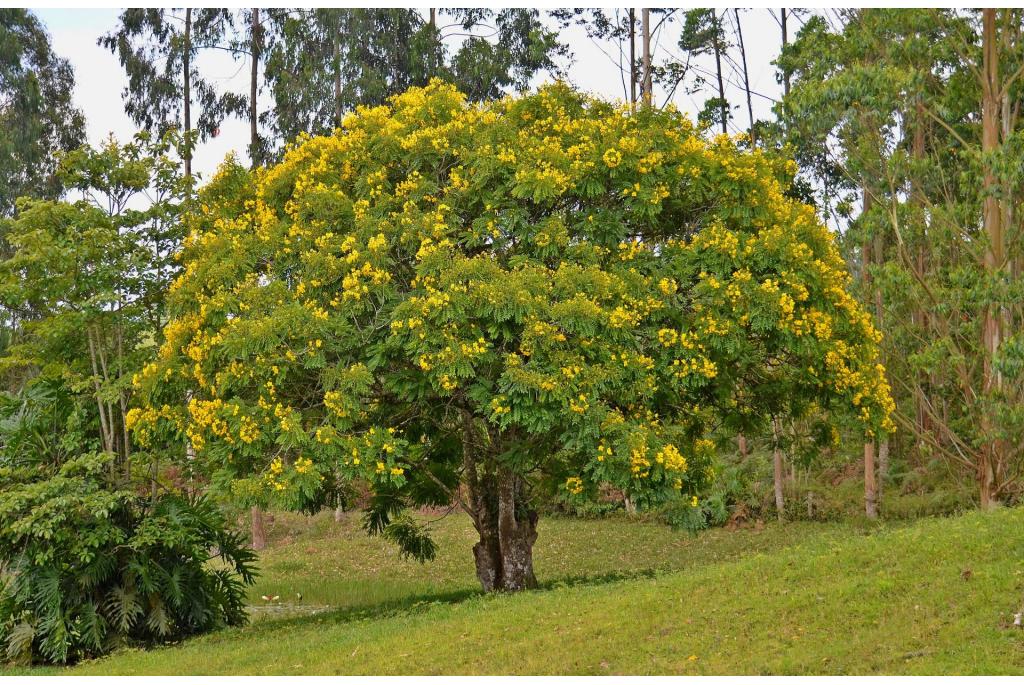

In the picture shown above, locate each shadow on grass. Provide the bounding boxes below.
[239,567,664,635]
[57,567,671,672]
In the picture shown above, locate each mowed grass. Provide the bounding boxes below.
[243,509,845,613]
[9,507,1024,675]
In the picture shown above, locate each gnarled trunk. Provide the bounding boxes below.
[471,470,538,592]
[461,409,538,592]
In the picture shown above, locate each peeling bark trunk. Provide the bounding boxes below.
[641,8,652,106]
[735,8,755,145]
[780,9,790,98]
[980,9,1005,511]
[183,7,192,179]
[249,8,261,168]
[713,33,727,134]
[911,98,929,463]
[332,15,342,128]
[628,9,637,107]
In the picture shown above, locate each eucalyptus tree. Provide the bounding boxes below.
[0,9,85,216]
[778,8,1024,509]
[100,9,246,178]
[260,9,566,160]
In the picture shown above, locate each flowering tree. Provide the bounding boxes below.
[132,81,893,592]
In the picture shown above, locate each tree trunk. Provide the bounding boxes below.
[737,433,748,460]
[333,14,342,128]
[249,8,261,168]
[461,410,538,592]
[980,8,1004,511]
[735,8,755,145]
[872,197,888,505]
[772,418,784,521]
[628,9,637,107]
[183,7,192,179]
[251,506,267,551]
[878,437,889,501]
[714,28,727,134]
[864,440,878,519]
[641,8,652,106]
[780,9,790,97]
[471,470,539,592]
[623,494,637,515]
[911,98,930,465]
[86,326,114,456]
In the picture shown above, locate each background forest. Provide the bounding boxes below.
[1,7,1024,672]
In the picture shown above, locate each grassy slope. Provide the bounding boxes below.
[12,507,1024,675]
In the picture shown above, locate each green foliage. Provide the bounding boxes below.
[0,452,257,665]
[0,380,88,470]
[99,9,244,144]
[379,515,438,563]
[0,130,253,666]
[0,9,86,216]
[0,132,187,468]
[776,9,1024,502]
[261,9,567,158]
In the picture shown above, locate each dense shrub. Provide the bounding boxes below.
[0,453,257,665]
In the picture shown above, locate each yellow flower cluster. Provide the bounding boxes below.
[630,443,651,478]
[655,444,688,473]
[491,397,511,417]
[672,356,719,381]
[609,306,642,329]
[342,261,392,301]
[266,457,287,491]
[603,148,623,168]
[239,415,261,444]
[569,394,589,414]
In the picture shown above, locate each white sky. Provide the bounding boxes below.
[34,8,798,183]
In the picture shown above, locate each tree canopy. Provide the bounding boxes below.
[131,81,893,591]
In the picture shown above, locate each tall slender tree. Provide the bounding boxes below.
[733,9,756,145]
[100,9,245,178]
[0,9,85,216]
[641,9,652,106]
[680,9,730,133]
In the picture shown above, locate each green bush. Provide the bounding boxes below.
[0,453,257,665]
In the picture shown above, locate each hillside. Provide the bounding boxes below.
[11,507,1024,675]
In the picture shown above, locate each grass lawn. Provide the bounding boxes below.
[7,506,1024,675]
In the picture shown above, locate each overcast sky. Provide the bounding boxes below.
[34,8,796,183]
